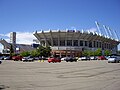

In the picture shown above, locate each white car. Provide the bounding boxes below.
[78,57,90,61]
[108,56,120,63]
[22,56,34,62]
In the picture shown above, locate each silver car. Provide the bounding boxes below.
[108,56,120,63]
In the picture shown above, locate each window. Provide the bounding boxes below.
[89,41,92,47]
[97,41,99,48]
[53,38,58,46]
[85,41,88,46]
[80,40,83,46]
[60,40,65,46]
[93,41,96,47]
[73,40,78,46]
[67,40,72,46]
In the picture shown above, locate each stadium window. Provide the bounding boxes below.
[102,43,104,50]
[89,41,92,47]
[73,40,78,46]
[60,40,65,46]
[53,38,58,46]
[108,44,110,49]
[97,41,99,48]
[85,41,87,46]
[67,40,72,46]
[93,41,96,47]
[104,43,106,48]
[80,40,83,46]
[99,42,101,48]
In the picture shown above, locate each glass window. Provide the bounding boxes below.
[93,41,96,47]
[80,40,83,46]
[73,40,78,46]
[67,40,72,46]
[89,41,92,47]
[99,42,101,48]
[85,41,87,46]
[97,41,99,48]
[53,38,58,46]
[60,40,65,46]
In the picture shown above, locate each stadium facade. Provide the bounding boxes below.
[33,29,120,57]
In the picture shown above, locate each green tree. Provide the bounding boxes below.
[44,46,51,57]
[30,50,39,57]
[82,50,89,56]
[37,45,45,56]
[10,44,14,58]
[104,50,111,56]
[20,51,30,57]
[95,48,102,56]
[36,46,51,57]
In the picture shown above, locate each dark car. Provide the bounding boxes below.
[0,60,2,64]
[65,57,77,62]
[48,57,61,63]
[0,56,5,60]
[4,56,11,60]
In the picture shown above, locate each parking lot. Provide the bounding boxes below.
[0,60,120,90]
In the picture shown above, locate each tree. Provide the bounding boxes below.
[44,46,51,57]
[82,50,89,56]
[10,44,14,58]
[95,48,102,56]
[104,50,111,56]
[20,51,30,57]
[30,50,39,57]
[36,45,51,57]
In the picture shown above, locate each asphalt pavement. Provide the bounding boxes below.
[0,60,120,90]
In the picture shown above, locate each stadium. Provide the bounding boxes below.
[33,26,120,57]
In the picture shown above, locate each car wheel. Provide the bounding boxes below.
[115,60,118,63]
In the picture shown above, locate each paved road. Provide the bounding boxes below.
[0,60,120,90]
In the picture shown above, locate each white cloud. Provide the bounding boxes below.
[16,32,36,44]
[0,32,36,44]
[86,28,97,33]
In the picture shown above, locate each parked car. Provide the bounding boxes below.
[65,57,77,62]
[4,56,11,60]
[12,56,23,61]
[48,57,61,63]
[90,56,97,60]
[22,56,34,62]
[78,56,90,61]
[61,57,70,61]
[108,56,120,63]
[0,60,2,64]
[97,56,106,60]
[0,56,5,60]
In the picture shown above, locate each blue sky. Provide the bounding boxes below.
[0,0,120,51]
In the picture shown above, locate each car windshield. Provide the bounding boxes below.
[110,56,117,58]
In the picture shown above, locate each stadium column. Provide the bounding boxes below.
[65,40,67,46]
[58,30,61,57]
[50,30,53,46]
[72,40,73,46]
[78,39,80,46]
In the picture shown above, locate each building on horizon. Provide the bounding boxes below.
[0,32,36,54]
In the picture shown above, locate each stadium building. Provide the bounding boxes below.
[33,23,120,57]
